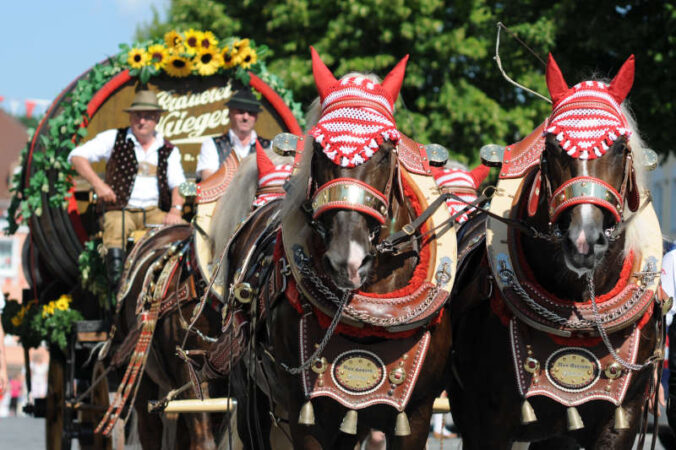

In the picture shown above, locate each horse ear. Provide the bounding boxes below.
[469,164,490,189]
[608,55,635,104]
[381,54,409,105]
[310,46,337,101]
[256,141,275,179]
[546,53,569,105]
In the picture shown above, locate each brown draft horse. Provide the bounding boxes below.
[448,55,664,449]
[101,227,223,449]
[216,50,453,449]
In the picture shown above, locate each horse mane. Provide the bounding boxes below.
[280,71,383,220]
[621,101,651,255]
[210,149,292,265]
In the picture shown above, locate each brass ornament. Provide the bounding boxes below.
[178,181,197,198]
[332,351,385,393]
[521,399,537,424]
[311,357,328,375]
[566,407,584,431]
[312,182,388,223]
[273,132,298,156]
[547,349,600,391]
[424,143,449,167]
[394,411,411,436]
[614,406,630,430]
[339,410,358,435]
[233,282,253,304]
[298,400,315,426]
[604,362,623,380]
[524,357,540,374]
[389,367,406,385]
[479,144,505,167]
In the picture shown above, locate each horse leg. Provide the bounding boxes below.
[133,374,164,449]
[179,412,217,450]
[528,437,579,449]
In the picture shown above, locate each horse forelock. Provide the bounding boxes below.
[281,71,388,220]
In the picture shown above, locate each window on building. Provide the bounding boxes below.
[0,237,18,278]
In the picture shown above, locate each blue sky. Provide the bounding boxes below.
[1,0,168,115]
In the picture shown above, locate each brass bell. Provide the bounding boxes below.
[233,282,253,304]
[566,407,584,431]
[394,411,411,436]
[521,399,537,424]
[298,401,315,426]
[614,406,629,430]
[339,409,358,435]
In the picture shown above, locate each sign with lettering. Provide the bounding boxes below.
[546,348,600,391]
[82,75,293,175]
[332,350,386,395]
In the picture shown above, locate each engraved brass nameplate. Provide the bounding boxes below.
[546,348,600,391]
[332,350,385,394]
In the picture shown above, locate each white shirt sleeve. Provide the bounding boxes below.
[166,146,187,189]
[0,291,5,314]
[196,138,220,174]
[67,129,118,163]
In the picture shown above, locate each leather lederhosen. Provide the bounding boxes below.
[105,128,174,212]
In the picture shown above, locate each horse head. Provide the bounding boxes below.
[302,48,408,290]
[533,54,640,276]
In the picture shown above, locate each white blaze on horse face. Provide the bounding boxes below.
[574,204,595,254]
[347,240,367,285]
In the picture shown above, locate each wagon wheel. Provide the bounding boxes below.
[78,360,112,450]
[46,352,72,450]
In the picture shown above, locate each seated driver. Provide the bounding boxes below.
[68,89,186,285]
[196,87,271,181]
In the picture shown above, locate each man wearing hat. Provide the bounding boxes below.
[68,89,186,285]
[196,87,271,181]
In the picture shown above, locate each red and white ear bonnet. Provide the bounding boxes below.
[545,54,635,160]
[253,142,292,207]
[309,47,408,167]
[432,164,489,223]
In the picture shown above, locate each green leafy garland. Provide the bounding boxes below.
[5,31,303,235]
[78,238,112,308]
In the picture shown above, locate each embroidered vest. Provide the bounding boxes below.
[213,133,270,166]
[105,128,173,211]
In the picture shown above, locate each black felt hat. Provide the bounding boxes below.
[226,88,262,113]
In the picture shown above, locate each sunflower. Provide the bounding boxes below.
[127,47,149,69]
[164,30,184,50]
[199,31,219,50]
[165,53,193,77]
[183,29,203,55]
[147,44,169,70]
[42,302,55,318]
[232,38,250,54]
[238,47,258,69]
[221,46,239,69]
[194,48,222,76]
[55,296,70,311]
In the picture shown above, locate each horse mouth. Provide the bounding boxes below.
[562,240,605,275]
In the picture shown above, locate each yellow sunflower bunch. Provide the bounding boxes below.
[124,31,258,78]
[41,294,72,318]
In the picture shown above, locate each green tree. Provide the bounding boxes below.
[138,0,675,161]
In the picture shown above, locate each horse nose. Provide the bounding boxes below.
[570,225,607,256]
[322,241,371,289]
